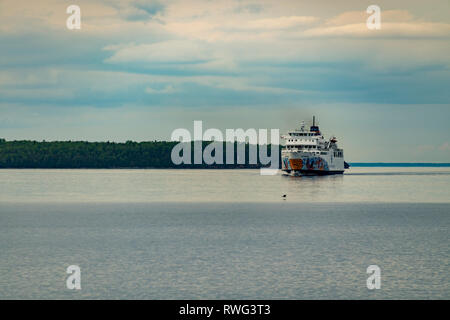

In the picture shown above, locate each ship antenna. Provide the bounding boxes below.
[313,116,315,127]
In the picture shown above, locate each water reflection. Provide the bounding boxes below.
[0,167,449,203]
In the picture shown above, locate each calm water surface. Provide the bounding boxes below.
[1,167,449,203]
[0,168,449,299]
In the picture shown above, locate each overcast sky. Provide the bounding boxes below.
[0,0,449,161]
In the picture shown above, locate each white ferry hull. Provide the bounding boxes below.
[281,151,344,175]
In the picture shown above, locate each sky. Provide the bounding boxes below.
[0,0,449,161]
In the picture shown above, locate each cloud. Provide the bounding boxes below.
[104,40,215,63]
[1,1,450,107]
[134,0,165,16]
[0,88,75,100]
[145,84,177,94]
[303,10,450,38]
[324,10,415,26]
[233,3,263,14]
[303,22,450,38]
[117,0,166,22]
[245,16,319,30]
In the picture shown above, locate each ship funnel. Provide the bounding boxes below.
[310,116,320,134]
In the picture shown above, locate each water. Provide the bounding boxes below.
[1,167,450,203]
[0,168,449,299]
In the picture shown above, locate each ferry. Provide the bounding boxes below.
[281,116,348,175]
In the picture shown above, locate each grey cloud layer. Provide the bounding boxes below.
[0,0,449,161]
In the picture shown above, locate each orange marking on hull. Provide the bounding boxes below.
[289,159,303,170]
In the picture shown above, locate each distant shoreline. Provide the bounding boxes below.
[0,164,449,169]
[1,140,449,168]
[350,163,450,167]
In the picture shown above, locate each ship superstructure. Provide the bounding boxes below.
[281,117,346,175]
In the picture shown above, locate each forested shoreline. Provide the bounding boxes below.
[0,139,278,169]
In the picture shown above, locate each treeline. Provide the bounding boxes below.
[0,139,280,169]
